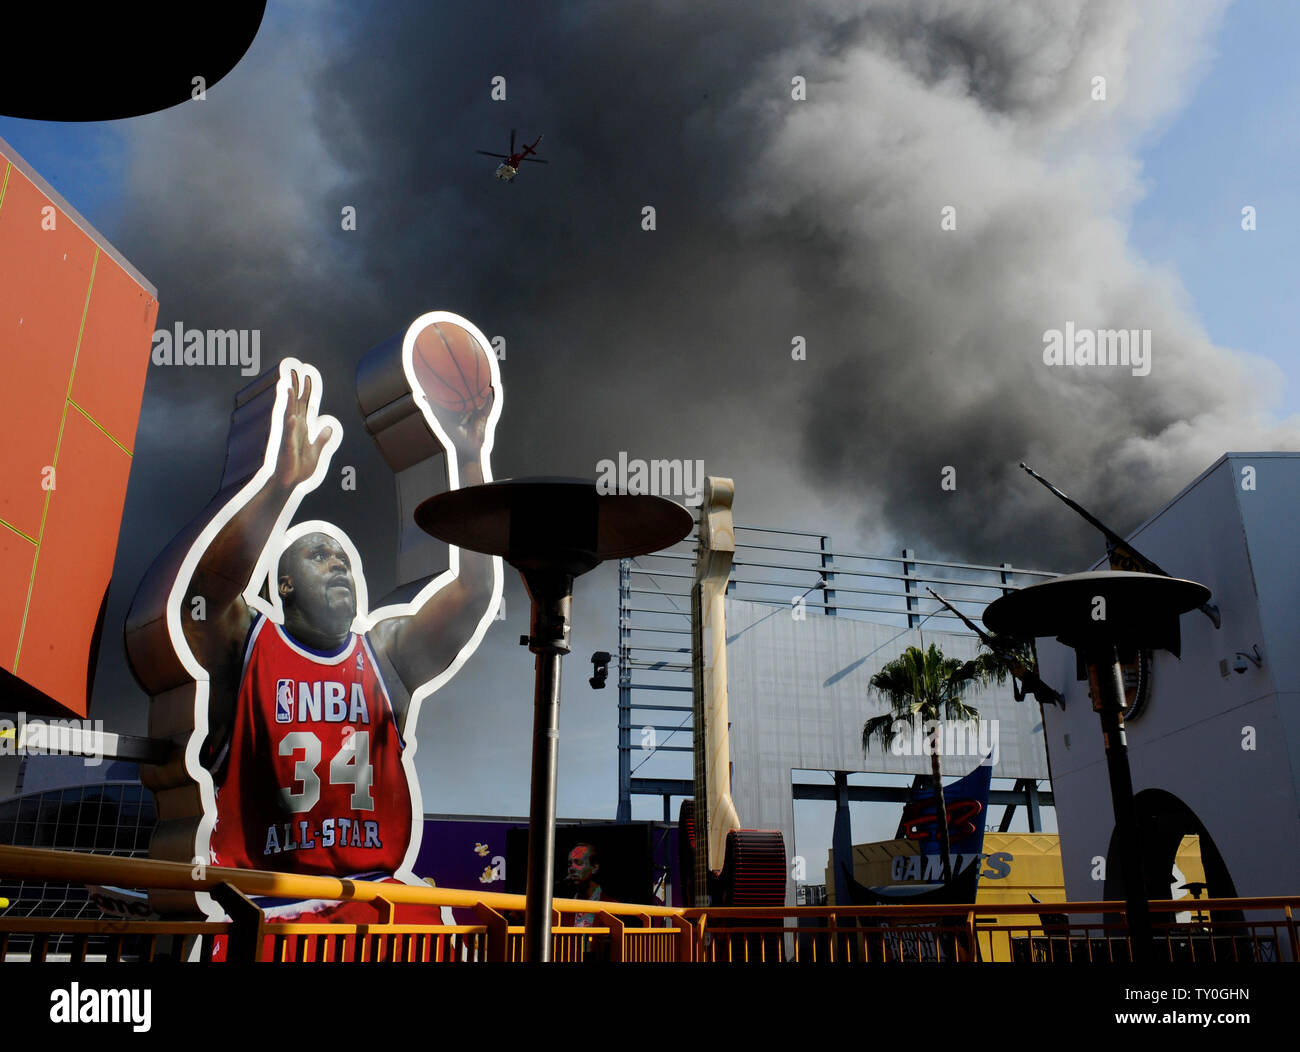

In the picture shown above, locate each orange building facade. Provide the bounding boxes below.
[0,135,158,717]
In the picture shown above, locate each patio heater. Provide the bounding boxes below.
[983,570,1210,964]
[416,478,693,961]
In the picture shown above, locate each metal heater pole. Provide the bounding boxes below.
[1088,646,1153,963]
[522,575,573,963]
[523,647,563,962]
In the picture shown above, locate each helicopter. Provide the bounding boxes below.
[475,129,547,182]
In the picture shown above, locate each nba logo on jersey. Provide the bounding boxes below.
[275,679,294,723]
[356,650,365,673]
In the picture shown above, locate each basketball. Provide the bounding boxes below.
[411,321,493,413]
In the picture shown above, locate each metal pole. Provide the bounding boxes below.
[902,548,918,628]
[521,571,573,963]
[820,535,837,616]
[617,560,633,823]
[831,771,852,909]
[523,646,563,962]
[1087,645,1153,962]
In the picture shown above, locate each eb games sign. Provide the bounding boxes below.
[892,793,1011,881]
[890,850,1013,882]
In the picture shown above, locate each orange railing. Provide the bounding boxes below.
[0,844,682,962]
[682,899,1300,963]
[2,845,1295,963]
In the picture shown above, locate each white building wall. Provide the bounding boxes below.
[724,598,1049,904]
[1038,453,1300,901]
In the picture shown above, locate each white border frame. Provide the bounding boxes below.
[163,312,503,920]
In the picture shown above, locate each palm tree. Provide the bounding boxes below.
[863,641,1025,882]
[975,632,1057,705]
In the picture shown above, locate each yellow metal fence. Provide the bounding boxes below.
[1,845,1295,963]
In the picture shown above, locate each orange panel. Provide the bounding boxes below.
[0,524,36,671]
[16,411,132,716]
[71,252,157,451]
[0,163,98,540]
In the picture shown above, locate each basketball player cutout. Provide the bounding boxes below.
[144,314,503,952]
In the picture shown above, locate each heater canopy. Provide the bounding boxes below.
[982,571,1211,657]
[415,477,694,575]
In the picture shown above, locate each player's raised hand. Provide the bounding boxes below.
[274,366,335,487]
[449,385,494,460]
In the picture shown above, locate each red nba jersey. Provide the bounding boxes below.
[209,616,412,876]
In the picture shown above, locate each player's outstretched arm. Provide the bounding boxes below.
[370,391,497,714]
[182,369,334,718]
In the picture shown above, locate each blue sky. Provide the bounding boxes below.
[1126,0,1300,418]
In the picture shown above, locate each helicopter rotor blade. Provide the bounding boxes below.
[521,158,548,164]
[510,128,516,154]
[476,151,508,158]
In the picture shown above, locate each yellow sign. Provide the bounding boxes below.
[828,832,1209,959]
